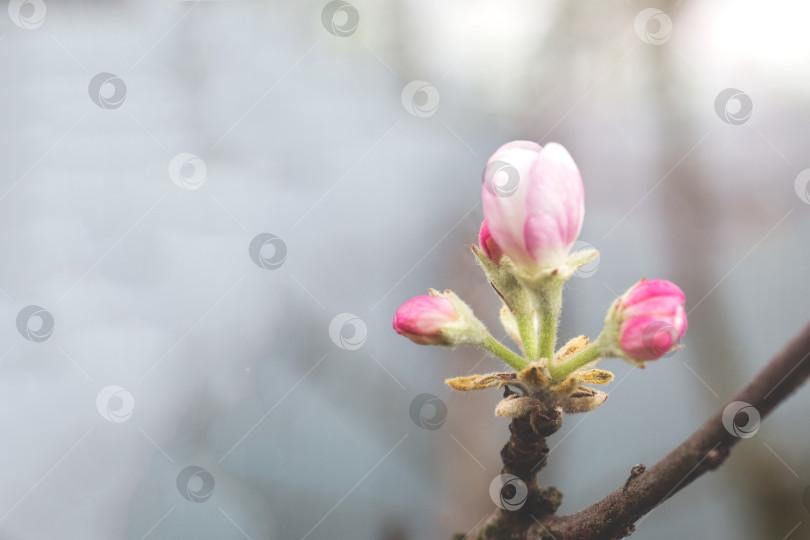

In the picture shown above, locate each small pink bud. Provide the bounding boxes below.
[482,141,584,270]
[478,219,504,262]
[393,295,460,345]
[617,279,687,361]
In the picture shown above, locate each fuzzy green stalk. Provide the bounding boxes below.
[514,309,539,361]
[480,335,529,371]
[548,335,604,382]
[535,283,563,362]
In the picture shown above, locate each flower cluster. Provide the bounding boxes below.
[393,141,687,416]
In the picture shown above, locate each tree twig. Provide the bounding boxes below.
[464,322,810,539]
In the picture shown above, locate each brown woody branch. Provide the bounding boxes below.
[464,322,810,540]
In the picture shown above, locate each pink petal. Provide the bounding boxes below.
[620,316,675,361]
[478,219,503,262]
[619,304,687,361]
[622,297,683,320]
[482,144,545,268]
[523,143,584,268]
[624,279,685,307]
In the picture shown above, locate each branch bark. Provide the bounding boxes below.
[464,322,810,539]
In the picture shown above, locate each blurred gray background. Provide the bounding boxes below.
[0,0,808,538]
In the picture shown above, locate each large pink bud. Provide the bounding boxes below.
[393,295,460,345]
[482,141,584,271]
[617,279,688,361]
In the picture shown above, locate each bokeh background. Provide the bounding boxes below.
[0,0,809,538]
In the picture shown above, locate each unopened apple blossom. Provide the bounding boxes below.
[481,141,584,271]
[393,295,459,346]
[612,278,688,362]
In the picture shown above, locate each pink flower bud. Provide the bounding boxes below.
[393,295,460,345]
[482,141,584,270]
[478,219,503,262]
[617,279,687,361]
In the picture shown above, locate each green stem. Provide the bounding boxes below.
[549,336,604,382]
[536,283,563,361]
[514,309,538,361]
[481,335,528,371]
